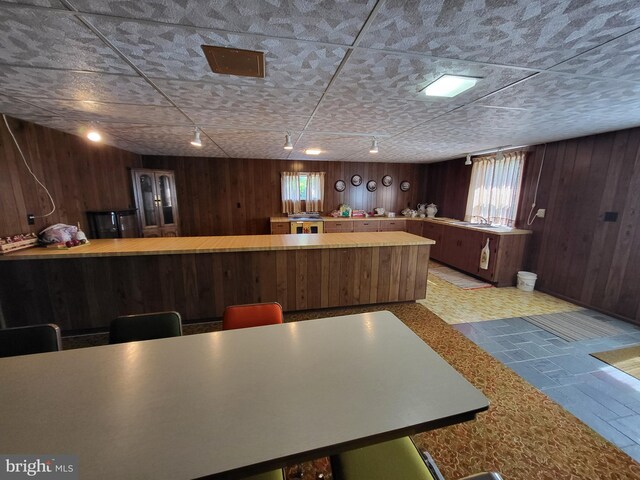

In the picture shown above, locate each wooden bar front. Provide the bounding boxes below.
[0,233,432,331]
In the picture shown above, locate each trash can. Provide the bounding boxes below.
[517,271,537,292]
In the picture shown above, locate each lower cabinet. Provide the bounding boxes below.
[271,222,290,234]
[378,219,406,231]
[324,221,354,233]
[427,223,529,287]
[353,220,380,232]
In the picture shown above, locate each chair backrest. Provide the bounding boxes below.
[109,311,183,344]
[222,302,283,331]
[0,324,62,358]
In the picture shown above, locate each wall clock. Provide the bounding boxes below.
[351,174,362,186]
[382,175,392,187]
[366,180,377,192]
[335,180,346,192]
[400,181,410,192]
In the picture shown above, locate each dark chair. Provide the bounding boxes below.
[0,324,62,358]
[331,436,503,480]
[222,302,283,331]
[109,311,183,344]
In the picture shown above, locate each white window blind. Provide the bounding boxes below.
[464,151,525,227]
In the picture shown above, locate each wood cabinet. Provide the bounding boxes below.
[430,223,529,287]
[131,169,180,237]
[378,219,406,232]
[324,221,354,233]
[405,221,423,236]
[270,222,290,234]
[353,220,380,232]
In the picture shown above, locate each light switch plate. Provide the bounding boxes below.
[536,209,546,218]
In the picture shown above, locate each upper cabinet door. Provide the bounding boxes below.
[157,173,177,227]
[135,171,159,228]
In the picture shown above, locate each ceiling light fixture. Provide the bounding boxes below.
[283,132,293,150]
[86,126,101,143]
[369,137,379,154]
[305,148,321,155]
[422,75,480,97]
[465,154,472,165]
[191,127,202,147]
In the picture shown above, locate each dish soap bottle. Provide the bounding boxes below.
[480,238,490,270]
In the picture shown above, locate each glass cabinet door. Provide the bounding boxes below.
[139,173,158,227]
[158,174,175,226]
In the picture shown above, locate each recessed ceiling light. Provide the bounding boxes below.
[305,148,321,155]
[369,137,379,154]
[283,132,293,150]
[191,127,202,147]
[422,75,480,97]
[86,129,101,142]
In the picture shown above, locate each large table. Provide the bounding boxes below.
[0,311,488,479]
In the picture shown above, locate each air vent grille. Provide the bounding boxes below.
[201,45,265,78]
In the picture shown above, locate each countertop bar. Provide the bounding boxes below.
[0,232,434,261]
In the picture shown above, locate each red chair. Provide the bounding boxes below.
[222,302,283,330]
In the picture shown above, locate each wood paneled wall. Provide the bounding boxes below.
[142,156,426,236]
[423,158,471,220]
[518,127,640,324]
[0,116,142,237]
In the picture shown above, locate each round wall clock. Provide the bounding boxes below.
[400,180,410,192]
[351,174,362,186]
[366,180,377,192]
[335,180,346,192]
[382,175,393,187]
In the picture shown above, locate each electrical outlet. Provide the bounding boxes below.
[536,209,546,218]
[27,214,35,225]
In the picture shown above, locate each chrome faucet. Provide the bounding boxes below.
[477,216,490,225]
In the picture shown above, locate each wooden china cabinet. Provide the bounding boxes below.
[131,169,180,237]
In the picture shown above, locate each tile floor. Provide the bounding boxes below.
[424,267,640,463]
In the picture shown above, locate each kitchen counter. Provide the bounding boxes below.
[270,216,531,236]
[0,232,433,260]
[0,233,432,330]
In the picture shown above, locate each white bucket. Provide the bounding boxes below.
[517,271,537,292]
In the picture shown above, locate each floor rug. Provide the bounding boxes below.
[62,304,639,480]
[591,345,640,381]
[429,264,493,290]
[522,309,624,342]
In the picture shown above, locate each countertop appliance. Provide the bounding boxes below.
[87,209,140,238]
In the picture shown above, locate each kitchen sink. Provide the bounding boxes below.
[451,221,512,231]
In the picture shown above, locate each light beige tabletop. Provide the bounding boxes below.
[0,232,434,260]
[0,311,488,479]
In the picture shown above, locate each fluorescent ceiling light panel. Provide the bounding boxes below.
[422,75,479,97]
[305,148,321,155]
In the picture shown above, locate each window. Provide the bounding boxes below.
[464,151,525,227]
[281,172,325,214]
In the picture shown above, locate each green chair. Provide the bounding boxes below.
[109,311,183,344]
[331,436,502,480]
[0,324,62,358]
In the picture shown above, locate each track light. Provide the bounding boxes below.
[283,132,293,150]
[191,127,202,147]
[465,154,472,166]
[496,149,504,161]
[369,137,378,154]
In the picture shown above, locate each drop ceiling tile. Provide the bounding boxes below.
[0,8,134,73]
[0,94,58,118]
[331,49,533,104]
[22,99,191,125]
[98,124,226,157]
[186,109,309,131]
[0,66,171,105]
[307,93,450,135]
[88,17,348,89]
[286,133,367,161]
[550,28,640,81]
[71,0,376,45]
[202,129,299,159]
[3,0,65,7]
[154,79,321,114]
[358,0,640,68]
[476,72,640,120]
